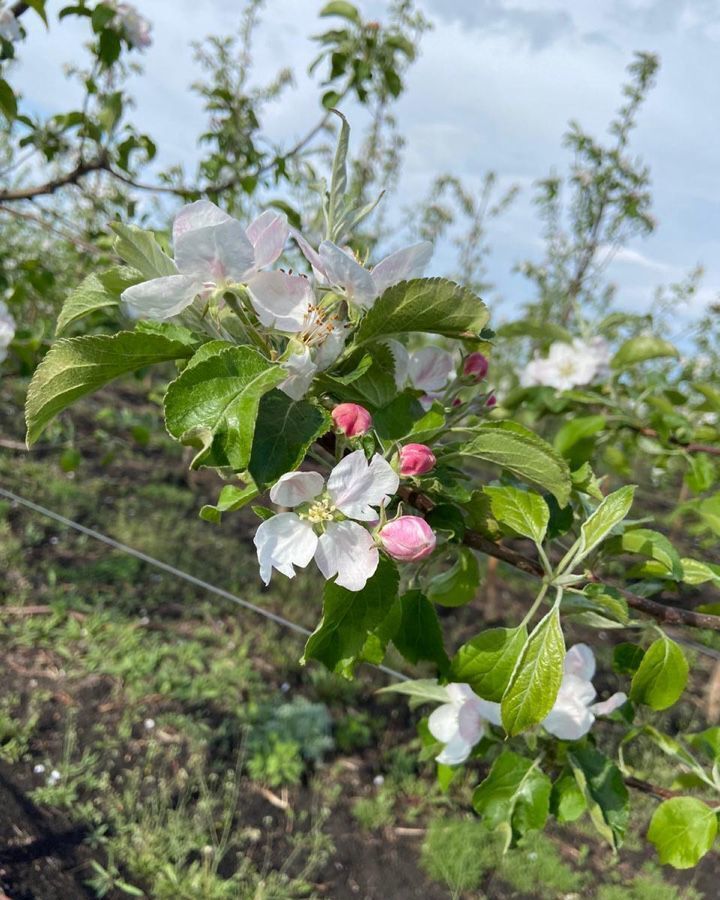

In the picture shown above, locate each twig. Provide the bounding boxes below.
[0,156,108,202]
[624,776,680,800]
[396,486,720,632]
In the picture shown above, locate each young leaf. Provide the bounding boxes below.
[427,546,480,607]
[25,332,192,445]
[303,557,400,677]
[484,485,549,545]
[553,415,606,458]
[647,797,718,869]
[577,485,635,561]
[376,679,449,704]
[163,346,285,470]
[110,223,176,278]
[550,772,587,823]
[472,751,552,847]
[56,267,142,334]
[611,335,679,369]
[459,421,571,506]
[568,746,629,850]
[392,590,450,673]
[356,277,489,343]
[451,626,528,702]
[501,607,565,736]
[199,483,259,523]
[248,391,332,488]
[629,636,688,710]
[607,527,683,580]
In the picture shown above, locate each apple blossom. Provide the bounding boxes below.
[254,450,399,591]
[294,231,433,309]
[521,338,609,391]
[109,2,152,49]
[0,301,15,364]
[279,310,348,400]
[0,5,20,42]
[542,643,627,741]
[386,341,456,405]
[463,352,489,380]
[332,403,373,437]
[379,515,436,562]
[428,683,501,765]
[121,201,301,323]
[398,443,436,477]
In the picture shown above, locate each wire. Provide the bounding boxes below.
[0,486,409,682]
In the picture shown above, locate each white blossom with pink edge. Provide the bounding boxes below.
[253,450,399,592]
[121,201,302,323]
[0,300,16,364]
[386,342,456,407]
[0,5,21,42]
[111,2,152,49]
[542,643,627,741]
[428,684,502,765]
[294,231,433,309]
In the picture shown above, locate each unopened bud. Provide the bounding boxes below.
[379,516,436,562]
[331,403,372,437]
[486,393,497,408]
[399,443,436,477]
[463,352,489,381]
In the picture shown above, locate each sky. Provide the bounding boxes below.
[9,0,720,326]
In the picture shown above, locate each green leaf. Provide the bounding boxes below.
[568,746,629,850]
[373,392,426,440]
[163,347,285,470]
[376,678,449,704]
[611,335,679,369]
[56,267,142,334]
[248,391,332,488]
[356,277,489,344]
[326,343,397,408]
[320,1,361,23]
[427,546,480,608]
[629,636,688,710]
[577,485,635,561]
[501,607,565,736]
[0,79,17,120]
[458,421,571,506]
[561,583,629,627]
[496,319,572,343]
[484,485,549,544]
[392,591,449,673]
[472,751,552,846]
[303,557,400,676]
[25,332,192,445]
[451,626,528,702]
[199,483,259,523]
[554,415,606,457]
[608,528,683,580]
[550,772,587,823]
[613,642,645,675]
[647,797,718,869]
[681,557,720,587]
[110,223,176,278]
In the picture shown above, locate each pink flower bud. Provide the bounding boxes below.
[486,393,497,408]
[463,352,489,381]
[399,443,436,477]
[331,403,372,437]
[379,516,436,562]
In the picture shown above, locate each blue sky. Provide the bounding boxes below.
[11,0,720,328]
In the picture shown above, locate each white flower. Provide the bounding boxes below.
[521,338,609,391]
[295,231,433,309]
[386,341,456,406]
[48,769,61,786]
[279,310,347,400]
[121,201,298,322]
[542,644,627,741]
[110,2,152,48]
[33,764,46,775]
[0,5,20,42]
[0,300,16,363]
[253,450,399,591]
[428,683,501,765]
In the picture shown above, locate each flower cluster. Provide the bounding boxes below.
[0,301,15,364]
[108,1,152,49]
[521,337,610,391]
[428,644,626,763]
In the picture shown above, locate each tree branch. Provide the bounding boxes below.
[397,486,720,632]
[0,156,108,202]
[624,776,680,801]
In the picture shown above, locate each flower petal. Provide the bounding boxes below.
[121,274,199,320]
[247,271,313,332]
[474,697,503,727]
[564,643,596,681]
[428,703,459,743]
[269,471,325,507]
[318,241,377,308]
[291,228,327,278]
[457,701,487,745]
[315,323,347,371]
[327,450,399,521]
[279,347,318,400]
[246,210,288,269]
[436,733,473,765]
[590,692,627,717]
[314,521,379,592]
[175,219,255,283]
[446,683,476,705]
[371,241,433,296]
[408,346,456,393]
[172,199,232,242]
[543,684,595,741]
[253,513,318,584]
